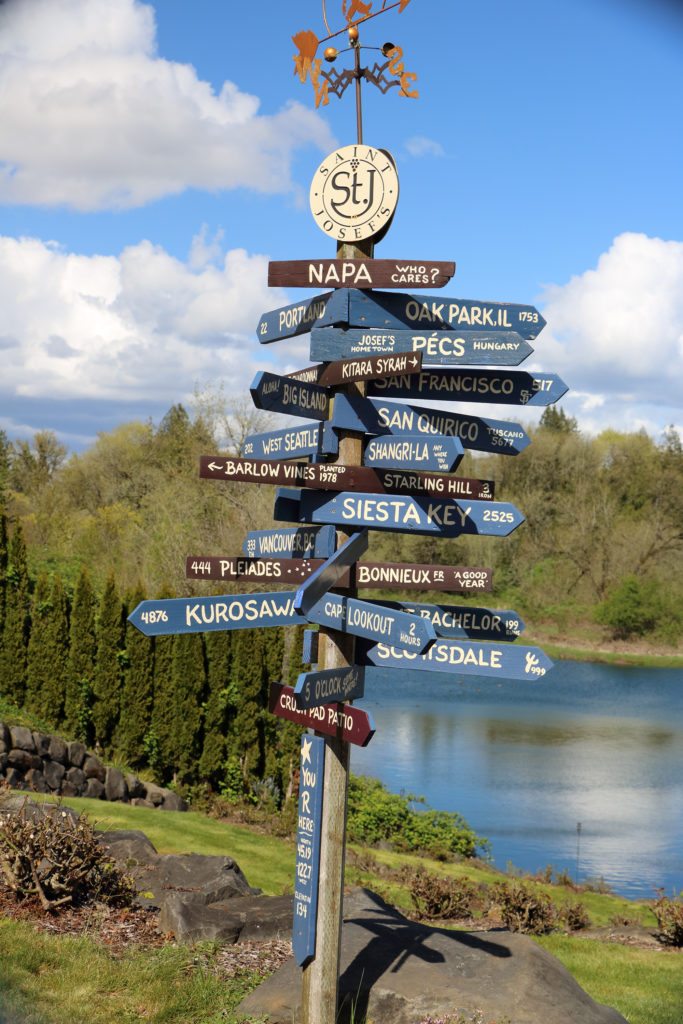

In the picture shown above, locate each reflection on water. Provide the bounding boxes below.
[351,661,683,898]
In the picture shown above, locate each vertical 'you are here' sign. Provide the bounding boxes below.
[293,734,325,965]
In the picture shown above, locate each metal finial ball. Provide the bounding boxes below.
[381,41,395,57]
[324,46,338,62]
[348,25,359,45]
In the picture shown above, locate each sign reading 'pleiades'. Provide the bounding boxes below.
[310,327,534,366]
[269,682,375,747]
[332,394,530,455]
[294,666,365,709]
[129,591,302,636]
[293,735,324,966]
[200,455,494,502]
[356,638,554,679]
[185,555,327,585]
[275,488,524,538]
[268,259,455,290]
[367,369,568,407]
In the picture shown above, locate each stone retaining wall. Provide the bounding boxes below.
[0,721,187,811]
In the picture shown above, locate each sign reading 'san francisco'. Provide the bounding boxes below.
[310,144,399,242]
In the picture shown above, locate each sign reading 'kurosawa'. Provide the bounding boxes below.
[293,735,324,966]
[129,592,302,636]
[367,368,568,406]
[356,638,554,679]
[269,682,375,747]
[275,488,524,539]
[310,327,534,366]
[268,259,455,290]
[332,394,530,455]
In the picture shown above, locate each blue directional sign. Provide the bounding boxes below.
[363,434,463,472]
[367,369,568,406]
[242,422,338,460]
[302,591,436,652]
[257,290,341,344]
[293,735,324,966]
[365,601,525,641]
[274,488,524,539]
[294,666,365,709]
[356,638,554,680]
[302,628,319,665]
[294,529,369,614]
[128,591,303,636]
[243,525,336,559]
[310,327,534,366]
[250,370,330,421]
[332,393,530,456]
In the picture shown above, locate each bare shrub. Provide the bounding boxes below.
[490,881,556,934]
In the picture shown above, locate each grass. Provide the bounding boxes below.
[528,640,683,669]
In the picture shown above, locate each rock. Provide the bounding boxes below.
[131,797,155,808]
[159,892,295,944]
[83,755,106,782]
[9,726,35,752]
[143,782,165,806]
[0,753,8,771]
[24,769,49,793]
[48,736,68,764]
[68,741,86,768]
[97,829,158,862]
[237,889,628,1024]
[0,739,7,756]
[84,778,105,799]
[160,790,188,812]
[43,760,66,791]
[0,721,9,746]
[125,774,145,799]
[3,767,22,789]
[32,731,52,758]
[104,767,128,802]
[8,749,41,772]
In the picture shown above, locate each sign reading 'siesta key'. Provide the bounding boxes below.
[269,682,375,747]
[268,259,455,290]
[309,327,534,365]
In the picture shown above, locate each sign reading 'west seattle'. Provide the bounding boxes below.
[242,422,338,461]
[199,455,494,502]
[268,259,456,290]
[287,350,422,387]
[293,735,324,966]
[356,638,554,679]
[310,327,534,366]
[332,394,530,455]
[367,368,568,406]
[269,682,375,747]
[274,488,524,539]
[257,289,546,345]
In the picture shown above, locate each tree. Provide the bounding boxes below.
[0,522,31,705]
[539,405,578,434]
[9,431,68,496]
[40,575,70,726]
[64,566,96,741]
[166,633,206,784]
[226,629,268,793]
[92,574,125,750]
[149,586,176,782]
[198,630,234,788]
[0,505,7,637]
[117,583,155,768]
[24,572,52,716]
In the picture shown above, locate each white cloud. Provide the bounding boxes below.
[0,0,335,210]
[0,231,294,411]
[405,136,445,158]
[535,233,683,436]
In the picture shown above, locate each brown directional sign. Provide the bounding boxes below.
[186,556,492,592]
[268,259,455,290]
[199,455,494,501]
[269,682,375,747]
[287,350,422,387]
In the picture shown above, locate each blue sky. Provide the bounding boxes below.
[1,0,682,451]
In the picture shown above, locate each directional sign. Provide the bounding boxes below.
[329,289,546,340]
[274,488,524,539]
[294,530,369,614]
[368,369,568,406]
[310,327,534,366]
[288,350,422,387]
[363,435,462,472]
[294,666,365,709]
[257,291,339,344]
[302,629,319,665]
[293,735,324,966]
[356,638,554,680]
[242,525,336,559]
[200,454,493,501]
[355,562,493,593]
[128,592,302,636]
[269,682,375,747]
[332,394,530,456]
[302,591,437,652]
[268,259,456,290]
[242,422,338,461]
[250,371,330,421]
[364,601,525,642]
[186,555,329,585]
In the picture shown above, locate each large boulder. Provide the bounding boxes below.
[237,889,628,1024]
[159,892,293,944]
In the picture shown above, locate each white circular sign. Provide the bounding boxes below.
[309,144,399,243]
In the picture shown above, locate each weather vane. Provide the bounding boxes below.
[293,0,418,144]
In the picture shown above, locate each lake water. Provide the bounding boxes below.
[350,660,683,899]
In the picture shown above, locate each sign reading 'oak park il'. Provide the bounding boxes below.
[268,259,456,290]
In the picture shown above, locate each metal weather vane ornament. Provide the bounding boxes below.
[293,0,418,143]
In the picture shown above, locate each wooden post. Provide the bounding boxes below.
[300,239,371,1023]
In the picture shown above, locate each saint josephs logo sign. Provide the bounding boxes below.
[309,144,399,243]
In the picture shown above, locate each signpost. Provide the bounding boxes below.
[128,591,303,636]
[242,422,338,460]
[294,530,369,613]
[293,735,325,966]
[356,637,554,679]
[310,326,534,365]
[199,454,495,501]
[367,368,568,406]
[287,350,422,386]
[331,393,531,455]
[274,487,525,538]
[269,682,375,747]
[250,370,331,421]
[362,601,525,641]
[242,525,336,559]
[300,591,437,652]
[293,666,365,709]
[268,258,455,290]
[363,434,463,471]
